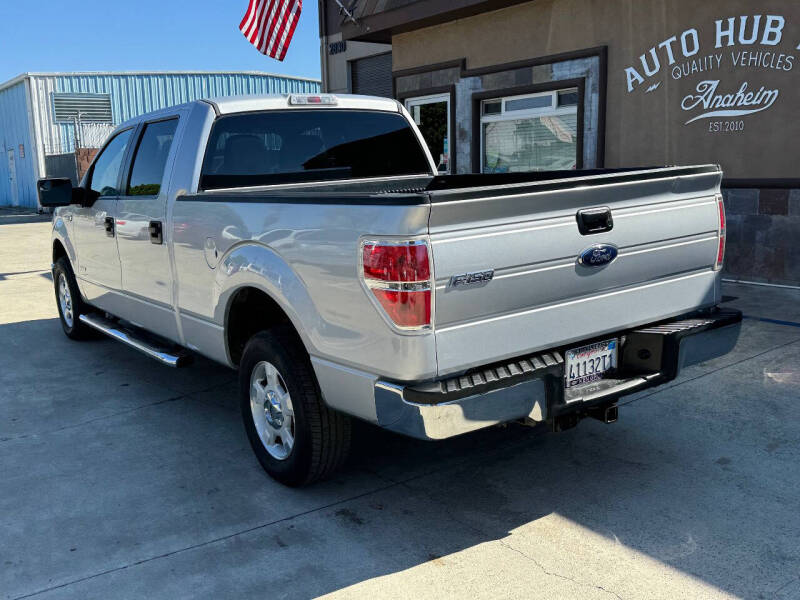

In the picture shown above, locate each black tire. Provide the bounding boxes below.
[239,325,352,486]
[53,256,95,340]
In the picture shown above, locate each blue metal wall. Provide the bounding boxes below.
[0,79,37,207]
[3,71,320,208]
[45,72,320,157]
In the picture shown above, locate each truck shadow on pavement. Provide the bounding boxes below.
[2,316,799,599]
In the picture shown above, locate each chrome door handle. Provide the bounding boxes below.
[149,221,163,245]
[104,216,115,237]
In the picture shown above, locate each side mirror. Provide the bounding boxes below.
[37,178,74,207]
[37,178,90,208]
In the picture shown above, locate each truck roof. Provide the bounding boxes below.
[117,93,402,129]
[207,93,401,115]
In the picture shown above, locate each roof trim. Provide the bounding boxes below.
[0,74,30,94]
[210,93,401,114]
[342,0,532,42]
[0,70,320,93]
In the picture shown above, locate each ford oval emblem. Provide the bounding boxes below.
[578,244,618,267]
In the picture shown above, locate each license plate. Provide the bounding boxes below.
[565,339,618,389]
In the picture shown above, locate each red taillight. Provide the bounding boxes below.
[363,243,430,281]
[715,195,726,271]
[361,241,432,330]
[370,288,431,328]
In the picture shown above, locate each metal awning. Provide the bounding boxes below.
[341,0,532,42]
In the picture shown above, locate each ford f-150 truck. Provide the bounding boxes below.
[38,93,742,486]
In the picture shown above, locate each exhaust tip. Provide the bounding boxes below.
[552,412,580,432]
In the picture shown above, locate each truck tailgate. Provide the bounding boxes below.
[428,166,723,376]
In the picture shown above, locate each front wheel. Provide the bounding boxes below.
[53,257,94,340]
[239,326,351,486]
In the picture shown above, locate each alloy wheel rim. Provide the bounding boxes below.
[249,361,295,461]
[58,273,74,328]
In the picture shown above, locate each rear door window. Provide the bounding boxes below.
[127,118,179,196]
[200,109,431,190]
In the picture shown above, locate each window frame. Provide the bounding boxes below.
[404,92,452,175]
[123,116,181,199]
[470,78,586,173]
[85,127,135,199]
[479,88,580,174]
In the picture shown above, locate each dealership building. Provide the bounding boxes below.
[0,71,320,210]
[320,0,800,285]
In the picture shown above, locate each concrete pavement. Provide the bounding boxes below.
[1,211,799,599]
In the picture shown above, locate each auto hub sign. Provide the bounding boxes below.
[624,15,798,129]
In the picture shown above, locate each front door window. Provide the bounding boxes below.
[87,129,134,198]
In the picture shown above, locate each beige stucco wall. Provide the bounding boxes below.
[392,0,800,179]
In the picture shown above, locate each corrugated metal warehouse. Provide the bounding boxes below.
[0,71,320,209]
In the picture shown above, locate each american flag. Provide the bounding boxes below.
[239,0,302,61]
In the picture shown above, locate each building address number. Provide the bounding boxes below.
[329,40,347,55]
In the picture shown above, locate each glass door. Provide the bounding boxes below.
[405,93,451,174]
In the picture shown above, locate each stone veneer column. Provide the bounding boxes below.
[722,188,800,286]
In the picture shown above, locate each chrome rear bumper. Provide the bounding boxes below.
[374,308,742,441]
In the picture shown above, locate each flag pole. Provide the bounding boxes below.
[330,0,358,25]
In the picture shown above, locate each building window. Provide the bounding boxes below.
[480,88,578,173]
[52,93,113,123]
[405,93,451,174]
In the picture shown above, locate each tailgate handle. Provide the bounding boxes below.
[576,207,613,235]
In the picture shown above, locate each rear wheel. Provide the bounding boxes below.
[53,257,94,340]
[239,326,351,486]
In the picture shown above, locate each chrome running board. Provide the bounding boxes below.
[79,313,193,368]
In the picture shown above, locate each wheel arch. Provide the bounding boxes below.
[52,217,77,267]
[215,243,322,367]
[225,286,308,366]
[52,238,67,264]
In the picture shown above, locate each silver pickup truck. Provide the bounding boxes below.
[38,93,742,486]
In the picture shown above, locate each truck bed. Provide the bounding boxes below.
[186,164,722,378]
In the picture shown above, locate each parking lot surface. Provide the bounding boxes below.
[1,210,799,600]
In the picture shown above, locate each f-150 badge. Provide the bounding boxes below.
[578,244,618,267]
[450,270,494,287]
